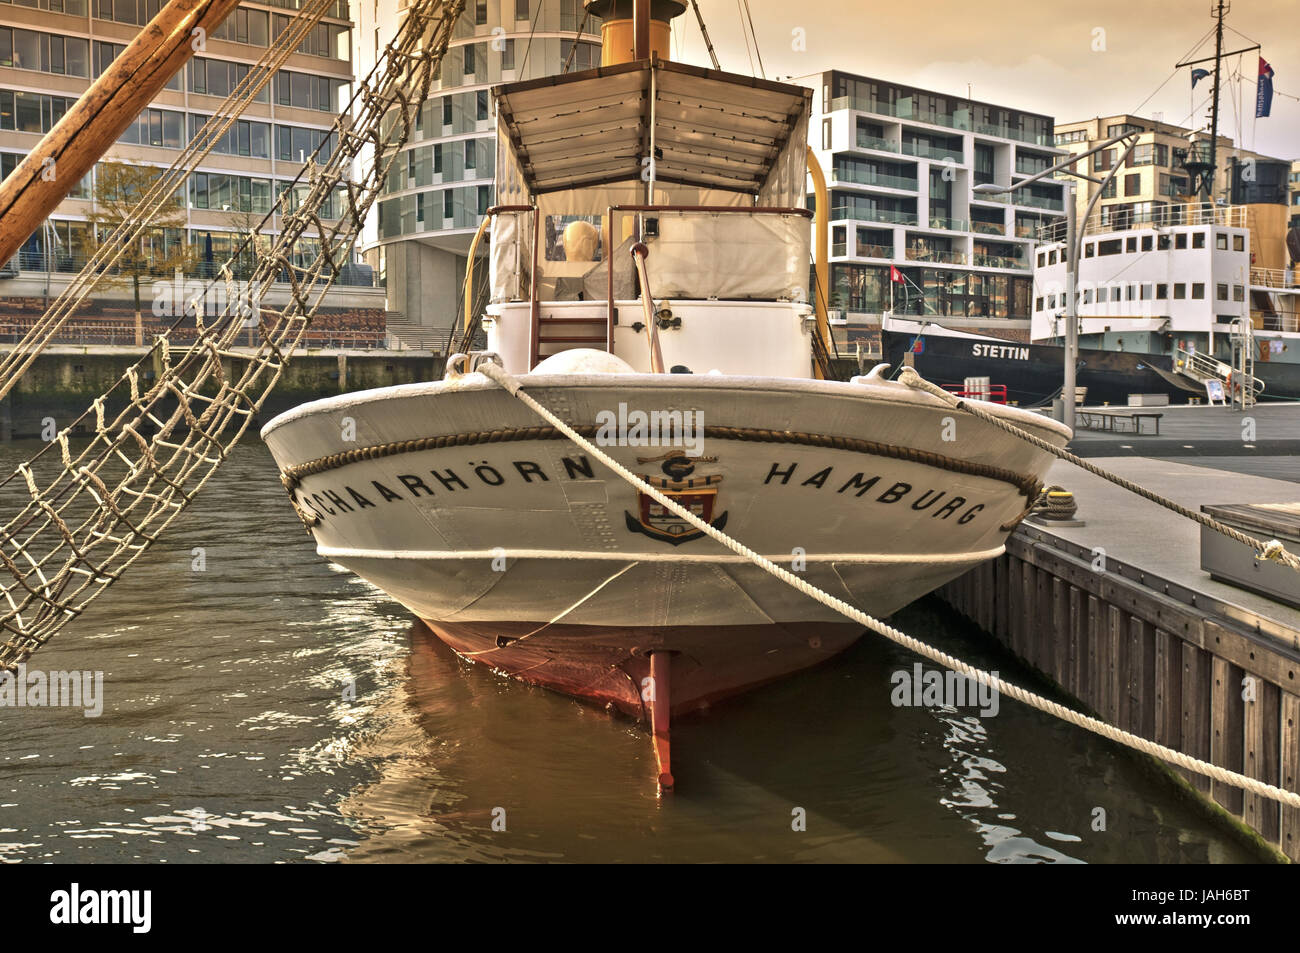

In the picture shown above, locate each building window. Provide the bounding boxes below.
[516,0,529,18]
[476,89,488,121]
[465,139,476,170]
[443,96,453,126]
[443,189,454,219]
[477,184,490,215]
[475,1,487,25]
[1192,282,1205,299]
[463,43,476,76]
[1124,173,1140,196]
[822,119,831,151]
[433,143,442,173]
[502,38,515,71]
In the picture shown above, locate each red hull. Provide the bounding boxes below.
[420,618,865,720]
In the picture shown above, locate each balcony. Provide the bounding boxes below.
[1012,192,1065,211]
[971,220,1007,236]
[855,243,894,259]
[831,96,971,132]
[922,215,968,232]
[831,167,918,191]
[972,253,1028,270]
[976,123,1054,147]
[855,133,901,154]
[902,140,963,162]
[830,205,918,227]
[905,246,967,265]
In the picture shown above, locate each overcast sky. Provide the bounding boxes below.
[668,0,1299,160]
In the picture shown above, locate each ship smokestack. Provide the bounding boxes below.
[584,0,686,66]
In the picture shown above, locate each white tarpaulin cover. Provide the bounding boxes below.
[489,209,533,303]
[642,211,810,301]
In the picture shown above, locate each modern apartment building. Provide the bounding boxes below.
[357,0,602,346]
[0,0,381,338]
[1052,113,1282,228]
[801,69,1067,347]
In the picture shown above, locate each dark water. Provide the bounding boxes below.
[0,441,1267,863]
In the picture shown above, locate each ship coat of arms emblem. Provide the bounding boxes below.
[624,451,727,545]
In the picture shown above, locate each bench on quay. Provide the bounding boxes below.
[1075,410,1163,435]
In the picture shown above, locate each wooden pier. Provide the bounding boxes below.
[936,446,1300,861]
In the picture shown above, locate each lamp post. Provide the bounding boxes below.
[971,131,1138,432]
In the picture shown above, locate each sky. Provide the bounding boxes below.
[667,0,1300,160]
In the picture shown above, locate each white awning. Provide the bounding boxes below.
[493,57,810,202]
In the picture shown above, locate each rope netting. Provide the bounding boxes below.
[0,0,468,669]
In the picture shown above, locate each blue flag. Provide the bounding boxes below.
[1191,68,1210,88]
[1257,58,1274,118]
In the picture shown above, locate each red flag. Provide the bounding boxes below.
[889,266,903,283]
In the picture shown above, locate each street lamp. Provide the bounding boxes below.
[971,131,1138,433]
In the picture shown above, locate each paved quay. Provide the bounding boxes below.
[1032,454,1300,635]
[1066,403,1300,457]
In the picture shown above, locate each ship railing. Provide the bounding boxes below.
[1035,203,1251,244]
[1250,267,1297,290]
[943,382,1008,404]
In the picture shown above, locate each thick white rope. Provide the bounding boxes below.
[475,360,1300,808]
[898,368,1300,573]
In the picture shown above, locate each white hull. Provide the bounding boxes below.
[261,368,1069,713]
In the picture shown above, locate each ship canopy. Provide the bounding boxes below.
[489,57,813,305]
[493,56,811,210]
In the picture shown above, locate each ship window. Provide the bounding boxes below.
[1193,232,1205,249]
[1126,284,1136,301]
[1216,283,1228,300]
[1216,233,1227,250]
[1049,249,1057,265]
[1126,236,1137,253]
[1111,285,1123,302]
[1175,232,1187,249]
[1099,239,1122,256]
[1141,235,1153,251]
[1084,243,1095,258]
[1141,283,1153,300]
[1174,283,1186,299]
[1083,288,1093,304]
[1048,294,1057,309]
[1233,235,1244,251]
[1158,235,1170,250]
[1192,282,1205,299]
[1233,284,1244,302]
[1156,284,1167,299]
[1035,296,1044,311]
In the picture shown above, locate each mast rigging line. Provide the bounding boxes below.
[688,0,720,71]
[0,0,469,670]
[0,0,337,404]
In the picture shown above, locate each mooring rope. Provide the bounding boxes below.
[472,359,1300,808]
[897,368,1300,573]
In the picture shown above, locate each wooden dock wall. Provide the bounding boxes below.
[937,527,1300,862]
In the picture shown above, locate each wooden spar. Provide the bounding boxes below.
[0,0,244,264]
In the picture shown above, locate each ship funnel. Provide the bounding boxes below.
[584,0,686,66]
